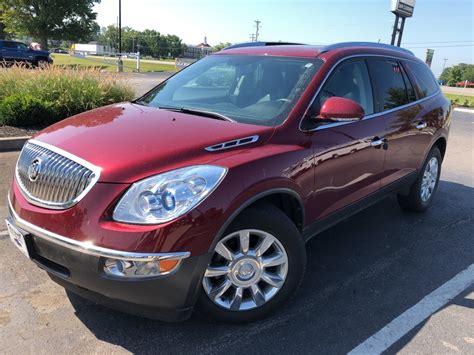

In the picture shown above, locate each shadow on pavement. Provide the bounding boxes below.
[66,180,474,354]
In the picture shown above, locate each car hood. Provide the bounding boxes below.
[33,103,274,183]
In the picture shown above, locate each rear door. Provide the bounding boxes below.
[304,58,386,222]
[367,58,427,187]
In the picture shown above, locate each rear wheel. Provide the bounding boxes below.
[397,147,442,212]
[196,204,306,323]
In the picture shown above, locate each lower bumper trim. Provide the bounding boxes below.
[50,274,194,322]
[7,195,190,262]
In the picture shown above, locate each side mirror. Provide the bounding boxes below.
[317,97,365,122]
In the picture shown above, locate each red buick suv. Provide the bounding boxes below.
[6,42,451,323]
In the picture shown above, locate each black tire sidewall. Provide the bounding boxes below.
[195,205,306,323]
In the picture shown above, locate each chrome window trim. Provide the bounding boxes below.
[15,139,102,210]
[205,135,259,152]
[7,195,190,262]
[299,53,441,132]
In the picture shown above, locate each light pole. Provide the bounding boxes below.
[442,58,448,72]
[117,0,123,72]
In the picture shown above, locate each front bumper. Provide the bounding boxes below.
[7,198,210,322]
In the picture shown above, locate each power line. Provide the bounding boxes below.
[405,44,474,48]
[403,40,474,44]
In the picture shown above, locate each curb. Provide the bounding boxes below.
[0,136,29,152]
[453,107,474,114]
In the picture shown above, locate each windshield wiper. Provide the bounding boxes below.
[159,106,234,122]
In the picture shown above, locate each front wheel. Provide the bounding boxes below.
[196,204,306,323]
[397,146,442,212]
[36,59,50,69]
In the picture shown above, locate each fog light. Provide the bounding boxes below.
[104,257,181,278]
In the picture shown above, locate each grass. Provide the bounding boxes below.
[444,94,474,108]
[0,65,135,127]
[51,53,178,73]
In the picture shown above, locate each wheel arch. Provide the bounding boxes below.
[209,188,305,253]
[432,136,447,160]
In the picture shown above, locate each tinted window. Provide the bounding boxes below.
[311,60,374,116]
[2,41,15,49]
[401,64,417,102]
[369,59,409,111]
[405,61,439,98]
[139,55,323,127]
[14,42,28,51]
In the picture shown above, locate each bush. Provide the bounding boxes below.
[0,94,54,127]
[0,65,134,128]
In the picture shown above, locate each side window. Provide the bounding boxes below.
[404,61,439,98]
[368,59,409,111]
[2,41,15,49]
[400,63,417,102]
[15,43,28,51]
[311,60,374,116]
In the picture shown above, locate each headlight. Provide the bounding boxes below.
[113,165,227,224]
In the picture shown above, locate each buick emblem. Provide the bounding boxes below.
[28,158,42,182]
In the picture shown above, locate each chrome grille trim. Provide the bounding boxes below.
[15,139,101,210]
[205,135,259,152]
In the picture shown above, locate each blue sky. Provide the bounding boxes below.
[93,0,473,76]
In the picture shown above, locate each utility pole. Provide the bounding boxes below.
[117,0,123,72]
[254,20,261,41]
[442,58,448,72]
[249,34,256,42]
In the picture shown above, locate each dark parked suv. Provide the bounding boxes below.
[0,40,53,67]
[6,42,450,323]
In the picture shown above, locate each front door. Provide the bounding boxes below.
[303,58,386,222]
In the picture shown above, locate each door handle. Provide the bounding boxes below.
[416,122,427,130]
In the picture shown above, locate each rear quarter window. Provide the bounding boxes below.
[404,61,439,98]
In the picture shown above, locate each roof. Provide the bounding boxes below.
[215,44,324,58]
[214,41,415,59]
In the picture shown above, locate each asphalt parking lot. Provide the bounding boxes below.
[0,111,472,354]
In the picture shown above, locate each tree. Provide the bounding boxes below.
[462,65,474,82]
[0,0,100,50]
[439,63,474,86]
[98,25,119,52]
[0,5,8,40]
[95,25,186,58]
[213,42,232,52]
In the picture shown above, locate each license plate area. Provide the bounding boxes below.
[5,220,30,258]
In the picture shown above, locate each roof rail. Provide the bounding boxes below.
[223,41,306,50]
[320,42,414,56]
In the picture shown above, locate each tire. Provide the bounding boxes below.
[195,204,306,323]
[35,59,50,69]
[397,146,442,212]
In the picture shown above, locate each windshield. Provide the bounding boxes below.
[138,55,323,126]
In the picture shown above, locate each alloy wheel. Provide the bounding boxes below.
[420,157,439,202]
[203,229,288,311]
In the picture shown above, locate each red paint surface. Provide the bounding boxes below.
[11,44,451,257]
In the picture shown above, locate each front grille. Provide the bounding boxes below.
[16,140,100,209]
